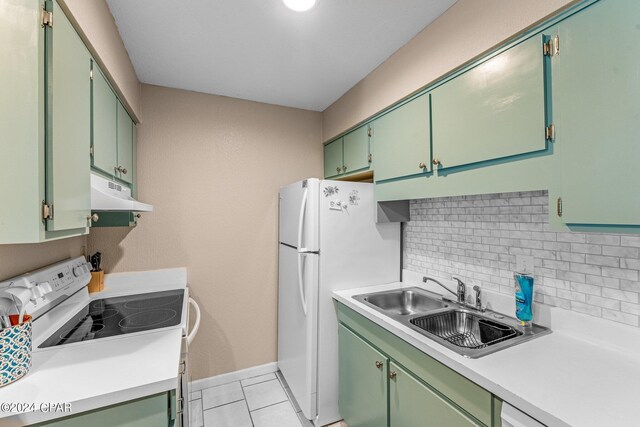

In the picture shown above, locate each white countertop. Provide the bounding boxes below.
[0,268,187,426]
[333,272,640,427]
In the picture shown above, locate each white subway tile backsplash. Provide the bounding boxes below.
[621,236,640,248]
[404,190,640,327]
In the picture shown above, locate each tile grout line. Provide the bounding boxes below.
[202,397,246,412]
[239,381,255,427]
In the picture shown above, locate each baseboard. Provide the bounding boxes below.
[190,362,278,391]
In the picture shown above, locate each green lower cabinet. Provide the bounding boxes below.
[389,362,479,427]
[553,0,640,227]
[338,303,502,427]
[338,324,388,427]
[33,392,173,427]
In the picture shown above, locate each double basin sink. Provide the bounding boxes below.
[353,287,550,358]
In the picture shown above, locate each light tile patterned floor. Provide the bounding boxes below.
[190,371,349,427]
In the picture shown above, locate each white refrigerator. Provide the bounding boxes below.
[278,178,400,426]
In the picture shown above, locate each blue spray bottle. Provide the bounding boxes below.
[514,273,534,326]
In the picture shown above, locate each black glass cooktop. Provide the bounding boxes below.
[40,290,184,348]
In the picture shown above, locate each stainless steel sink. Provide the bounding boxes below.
[407,308,549,358]
[352,288,550,358]
[353,287,448,316]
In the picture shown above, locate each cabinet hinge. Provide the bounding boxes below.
[545,124,556,142]
[543,35,559,57]
[556,197,563,217]
[367,127,373,137]
[90,69,93,80]
[41,8,53,28]
[368,153,372,163]
[90,145,94,157]
[42,202,53,220]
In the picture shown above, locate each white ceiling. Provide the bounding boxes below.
[107,0,456,111]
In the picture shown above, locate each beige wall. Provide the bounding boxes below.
[322,0,576,140]
[87,85,323,380]
[61,0,141,120]
[0,237,86,281]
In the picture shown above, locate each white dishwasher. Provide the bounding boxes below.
[501,402,546,427]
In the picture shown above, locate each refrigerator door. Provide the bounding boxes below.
[315,180,401,426]
[277,243,318,420]
[279,179,319,251]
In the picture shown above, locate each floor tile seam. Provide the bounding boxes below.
[239,377,255,427]
[241,377,277,388]
[249,398,295,415]
[202,396,246,412]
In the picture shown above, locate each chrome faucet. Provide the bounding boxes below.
[423,276,466,304]
[473,285,484,312]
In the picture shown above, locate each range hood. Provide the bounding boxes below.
[90,173,153,212]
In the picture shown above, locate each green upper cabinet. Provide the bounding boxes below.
[343,125,371,175]
[324,138,343,178]
[553,0,640,226]
[0,0,45,243]
[117,102,134,184]
[91,66,118,176]
[431,34,548,170]
[372,93,431,182]
[389,362,479,427]
[91,67,135,186]
[45,0,91,232]
[323,124,372,179]
[338,324,388,427]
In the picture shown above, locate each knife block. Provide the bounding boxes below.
[88,270,104,294]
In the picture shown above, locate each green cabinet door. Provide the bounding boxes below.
[373,93,431,182]
[324,138,343,178]
[554,0,640,226]
[45,0,91,232]
[431,34,547,170]
[338,325,387,427]
[117,101,134,184]
[91,65,118,176]
[343,125,371,174]
[389,362,480,427]
[34,392,171,427]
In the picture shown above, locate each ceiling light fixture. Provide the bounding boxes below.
[283,0,316,12]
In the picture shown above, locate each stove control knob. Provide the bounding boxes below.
[73,266,83,277]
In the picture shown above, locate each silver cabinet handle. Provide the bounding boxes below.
[117,166,128,174]
[418,162,426,169]
[342,165,347,172]
[388,371,397,379]
[336,167,341,173]
[375,361,383,369]
[432,159,441,166]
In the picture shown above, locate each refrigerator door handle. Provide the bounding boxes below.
[297,252,308,316]
[297,187,309,252]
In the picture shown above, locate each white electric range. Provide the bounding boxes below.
[0,257,200,426]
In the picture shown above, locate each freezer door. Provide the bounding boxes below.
[279,179,319,251]
[277,244,318,420]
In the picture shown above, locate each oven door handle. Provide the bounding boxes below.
[187,297,201,345]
